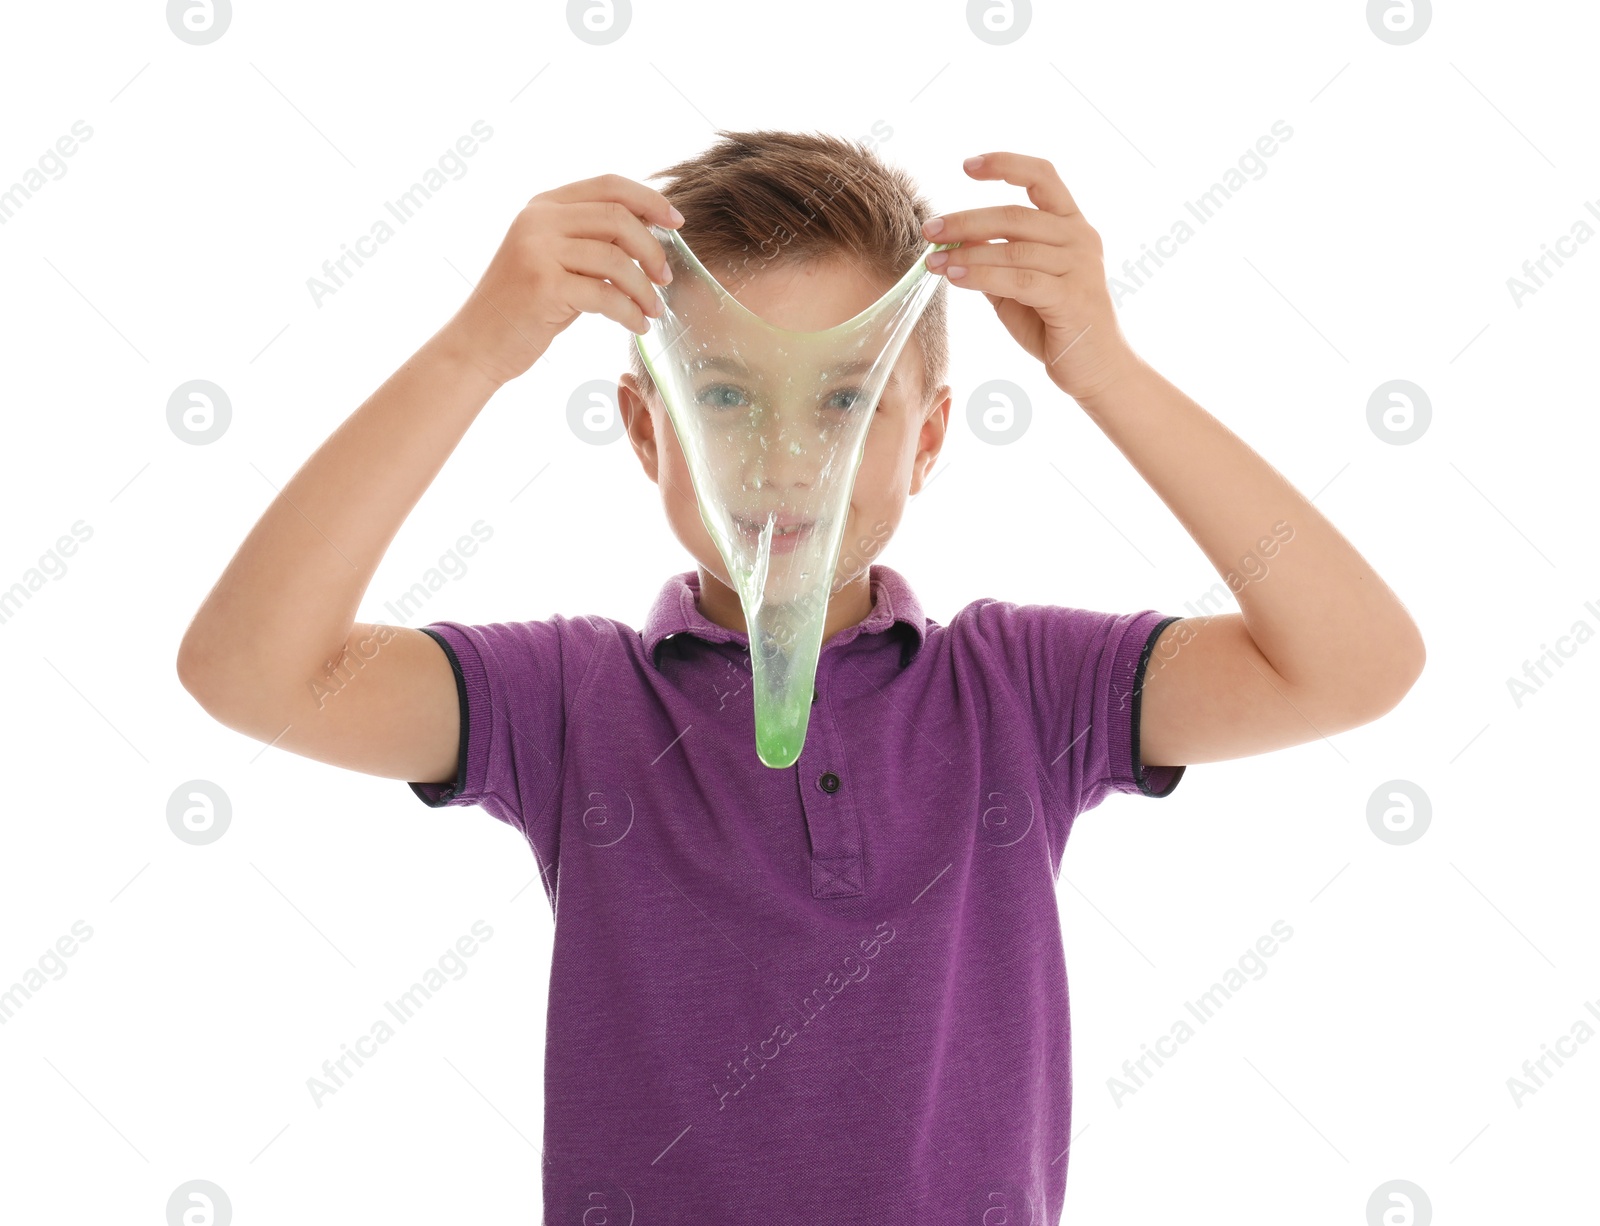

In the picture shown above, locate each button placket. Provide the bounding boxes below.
[795,672,864,899]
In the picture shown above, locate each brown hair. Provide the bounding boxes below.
[624,127,948,411]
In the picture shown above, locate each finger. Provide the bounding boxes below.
[557,237,665,319]
[537,171,683,229]
[963,152,1080,218]
[560,268,654,336]
[562,199,674,285]
[923,202,1069,247]
[936,262,1061,311]
[929,239,1072,277]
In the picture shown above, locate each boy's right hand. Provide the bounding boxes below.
[441,173,683,387]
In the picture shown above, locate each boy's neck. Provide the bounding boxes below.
[694,563,874,651]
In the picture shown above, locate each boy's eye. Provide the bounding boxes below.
[832,388,883,416]
[693,384,877,415]
[695,383,751,411]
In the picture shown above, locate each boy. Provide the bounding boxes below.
[178,129,1425,1224]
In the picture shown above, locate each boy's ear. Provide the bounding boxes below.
[910,383,953,496]
[616,373,660,483]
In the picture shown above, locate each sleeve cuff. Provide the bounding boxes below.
[409,626,486,807]
[1106,613,1186,798]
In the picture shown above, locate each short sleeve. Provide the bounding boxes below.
[960,601,1186,832]
[406,616,604,877]
[1096,611,1186,801]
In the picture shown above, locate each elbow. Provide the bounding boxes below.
[1395,621,1427,694]
[1361,624,1427,719]
[177,649,223,722]
[1306,625,1426,728]
[176,638,201,699]
[176,627,235,715]
[176,633,213,703]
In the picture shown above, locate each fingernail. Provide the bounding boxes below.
[924,216,945,237]
[667,205,685,226]
[964,155,984,171]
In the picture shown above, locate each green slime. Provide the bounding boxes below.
[635,225,957,767]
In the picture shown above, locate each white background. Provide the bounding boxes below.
[2,1,1595,1222]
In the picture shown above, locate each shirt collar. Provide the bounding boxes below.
[643,563,927,670]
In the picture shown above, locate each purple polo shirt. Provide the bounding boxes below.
[409,563,1184,1224]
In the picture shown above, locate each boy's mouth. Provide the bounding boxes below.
[735,515,815,549]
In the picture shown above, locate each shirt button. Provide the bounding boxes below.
[818,771,841,794]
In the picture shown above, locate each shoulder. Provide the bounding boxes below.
[941,596,1115,650]
[421,611,634,696]
[937,598,1179,706]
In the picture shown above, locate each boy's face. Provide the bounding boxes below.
[618,255,951,640]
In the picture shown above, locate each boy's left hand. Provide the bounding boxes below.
[924,152,1136,406]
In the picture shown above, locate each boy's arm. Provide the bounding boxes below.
[923,152,1425,769]
[175,328,503,785]
[1077,357,1426,768]
[177,176,681,784]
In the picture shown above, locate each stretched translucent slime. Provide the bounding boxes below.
[635,225,958,768]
